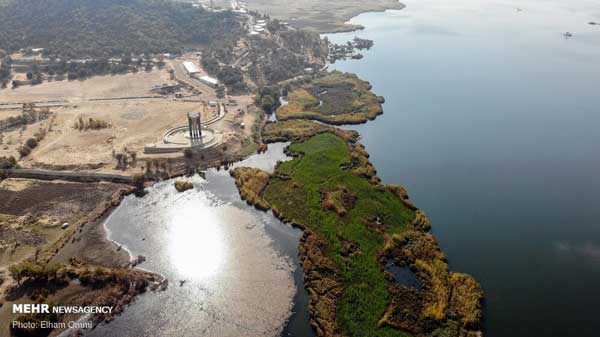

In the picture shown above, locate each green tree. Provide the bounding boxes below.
[9,264,24,285]
[260,95,276,112]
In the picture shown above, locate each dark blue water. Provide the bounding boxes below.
[326,1,600,336]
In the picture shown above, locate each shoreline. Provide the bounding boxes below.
[318,2,407,34]
[1,3,466,337]
[48,185,136,268]
[229,4,485,333]
[232,128,484,336]
[0,180,166,337]
[244,0,405,34]
[87,168,301,337]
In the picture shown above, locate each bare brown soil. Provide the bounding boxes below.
[0,178,131,266]
[0,68,259,175]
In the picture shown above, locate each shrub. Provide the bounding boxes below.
[73,117,111,130]
[25,137,38,148]
[132,173,145,190]
[0,156,17,169]
[174,180,193,192]
[18,146,31,158]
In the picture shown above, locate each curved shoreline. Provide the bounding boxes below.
[89,147,308,337]
[317,2,407,34]
[229,4,485,333]
[232,126,484,336]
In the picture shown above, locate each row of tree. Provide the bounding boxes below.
[73,117,111,131]
[0,105,52,132]
[0,51,10,88]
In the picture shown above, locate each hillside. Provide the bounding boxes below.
[0,0,243,58]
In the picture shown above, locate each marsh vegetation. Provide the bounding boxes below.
[276,71,385,125]
[233,130,483,337]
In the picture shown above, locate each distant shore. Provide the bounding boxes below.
[246,0,405,33]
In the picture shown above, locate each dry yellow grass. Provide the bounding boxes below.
[230,167,271,210]
[288,89,319,107]
[449,272,484,327]
[321,185,356,217]
[379,222,483,334]
[262,119,358,143]
[174,180,194,192]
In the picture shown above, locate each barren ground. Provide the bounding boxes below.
[0,71,173,103]
[0,178,131,267]
[0,68,258,174]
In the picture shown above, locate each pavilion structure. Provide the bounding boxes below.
[188,111,202,141]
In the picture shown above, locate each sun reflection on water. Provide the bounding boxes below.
[167,198,225,281]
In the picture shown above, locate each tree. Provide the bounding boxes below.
[9,264,24,285]
[216,85,225,99]
[25,137,38,148]
[45,263,61,281]
[115,153,124,169]
[0,156,17,169]
[260,95,276,112]
[18,146,31,158]
[133,173,145,189]
[130,151,137,166]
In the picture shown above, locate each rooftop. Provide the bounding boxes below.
[183,61,200,74]
[198,75,218,85]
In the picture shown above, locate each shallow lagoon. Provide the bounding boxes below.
[89,143,314,337]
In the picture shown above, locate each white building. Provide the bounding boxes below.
[183,61,200,74]
[198,76,218,88]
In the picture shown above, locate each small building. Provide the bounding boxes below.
[198,75,218,88]
[183,61,200,75]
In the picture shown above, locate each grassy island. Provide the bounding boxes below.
[232,121,483,337]
[262,119,359,143]
[276,71,385,125]
[174,180,194,193]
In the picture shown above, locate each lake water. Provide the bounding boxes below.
[88,143,315,337]
[325,0,600,336]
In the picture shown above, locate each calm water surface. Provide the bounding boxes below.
[326,1,600,336]
[89,143,315,337]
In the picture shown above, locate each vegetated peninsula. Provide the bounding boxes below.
[233,85,484,336]
[277,71,385,125]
